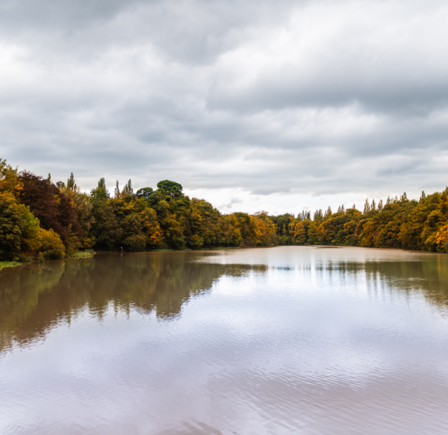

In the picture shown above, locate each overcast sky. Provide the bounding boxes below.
[1,0,448,214]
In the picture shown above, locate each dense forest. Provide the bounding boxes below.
[0,159,276,261]
[271,192,448,253]
[1,158,448,262]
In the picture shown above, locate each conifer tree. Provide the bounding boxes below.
[123,180,134,196]
[313,209,323,221]
[98,178,106,190]
[114,181,121,198]
[67,173,77,192]
[363,199,370,214]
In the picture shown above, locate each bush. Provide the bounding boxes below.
[123,234,146,251]
[39,228,65,260]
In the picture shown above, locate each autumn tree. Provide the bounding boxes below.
[0,159,23,197]
[18,171,81,245]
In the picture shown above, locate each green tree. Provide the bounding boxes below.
[136,187,154,199]
[157,180,183,198]
[0,193,24,260]
[18,204,42,253]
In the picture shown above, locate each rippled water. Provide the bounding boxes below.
[1,246,448,434]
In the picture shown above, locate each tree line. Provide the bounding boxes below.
[1,158,447,262]
[0,159,276,261]
[271,192,448,252]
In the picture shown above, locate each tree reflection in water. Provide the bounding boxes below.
[1,250,448,355]
[0,252,267,353]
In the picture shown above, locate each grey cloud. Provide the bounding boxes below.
[0,0,298,64]
[0,0,144,31]
[209,80,448,116]
[207,41,448,115]
[1,0,448,212]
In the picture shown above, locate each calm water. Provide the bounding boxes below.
[1,247,448,434]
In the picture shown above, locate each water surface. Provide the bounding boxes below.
[1,247,448,434]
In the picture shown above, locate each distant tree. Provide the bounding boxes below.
[363,199,370,214]
[157,180,183,198]
[122,179,134,197]
[114,180,121,198]
[313,209,323,221]
[67,173,77,191]
[136,187,154,199]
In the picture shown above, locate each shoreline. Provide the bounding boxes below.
[0,250,96,272]
[2,244,445,273]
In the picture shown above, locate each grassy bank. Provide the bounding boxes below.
[0,251,95,272]
[68,250,95,259]
[0,261,23,271]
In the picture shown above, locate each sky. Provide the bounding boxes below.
[1,0,448,215]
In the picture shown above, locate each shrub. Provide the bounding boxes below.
[39,228,65,260]
[123,234,146,251]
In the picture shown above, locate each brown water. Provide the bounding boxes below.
[1,246,448,434]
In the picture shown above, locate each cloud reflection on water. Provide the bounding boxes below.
[1,247,448,434]
[1,247,447,354]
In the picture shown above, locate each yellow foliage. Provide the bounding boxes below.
[39,229,65,260]
[436,224,448,252]
[251,212,278,246]
[139,208,163,246]
[359,219,377,247]
[290,221,307,244]
[0,159,23,197]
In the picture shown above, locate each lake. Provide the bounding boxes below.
[1,246,448,434]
